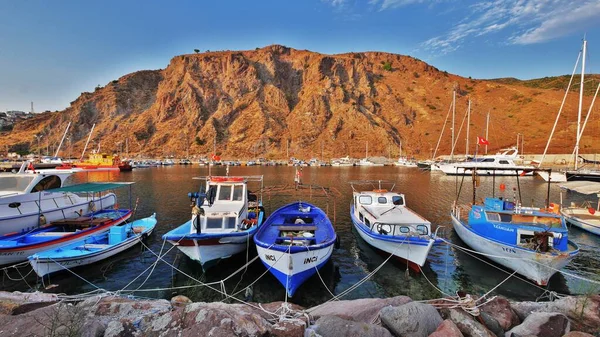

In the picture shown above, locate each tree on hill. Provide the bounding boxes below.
[194,49,200,53]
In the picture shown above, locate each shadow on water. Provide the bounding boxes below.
[3,166,600,304]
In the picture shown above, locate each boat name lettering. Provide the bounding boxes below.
[493,224,514,232]
[473,211,481,219]
[0,252,25,256]
[265,254,276,261]
[501,247,517,254]
[303,256,317,264]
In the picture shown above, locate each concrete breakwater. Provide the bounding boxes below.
[0,291,598,337]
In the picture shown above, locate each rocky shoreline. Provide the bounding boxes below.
[0,291,598,337]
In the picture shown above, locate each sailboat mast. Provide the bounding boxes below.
[400,140,402,158]
[575,39,586,170]
[485,111,490,154]
[80,124,95,161]
[451,89,456,161]
[54,122,71,158]
[466,99,471,157]
[366,141,368,158]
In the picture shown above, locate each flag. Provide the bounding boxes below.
[211,154,221,161]
[477,136,489,146]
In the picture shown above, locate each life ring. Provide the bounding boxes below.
[89,201,96,212]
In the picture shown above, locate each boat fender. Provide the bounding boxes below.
[89,201,96,212]
[8,202,21,208]
[335,236,340,249]
[39,214,46,226]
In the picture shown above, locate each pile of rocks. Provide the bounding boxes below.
[0,291,597,337]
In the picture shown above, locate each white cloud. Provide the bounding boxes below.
[322,0,347,6]
[420,0,600,55]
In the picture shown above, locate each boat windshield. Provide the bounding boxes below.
[0,175,35,193]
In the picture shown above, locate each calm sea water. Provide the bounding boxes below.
[3,166,600,307]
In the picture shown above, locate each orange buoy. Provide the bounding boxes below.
[499,183,506,191]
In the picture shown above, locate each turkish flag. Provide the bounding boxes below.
[211,154,221,161]
[477,136,490,146]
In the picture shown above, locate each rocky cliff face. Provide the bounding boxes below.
[3,45,595,159]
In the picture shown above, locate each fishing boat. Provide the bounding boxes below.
[350,181,437,270]
[559,181,600,236]
[0,162,117,236]
[162,175,265,270]
[254,201,337,297]
[0,208,132,265]
[438,147,534,176]
[450,168,579,285]
[331,156,354,167]
[73,152,130,171]
[28,213,156,277]
[394,157,418,168]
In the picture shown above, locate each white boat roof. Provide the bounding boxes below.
[560,181,600,195]
[362,204,430,225]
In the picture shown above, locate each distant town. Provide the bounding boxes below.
[0,110,34,131]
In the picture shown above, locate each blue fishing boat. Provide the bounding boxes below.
[163,176,265,270]
[0,209,132,265]
[451,196,579,285]
[254,201,337,297]
[29,213,157,277]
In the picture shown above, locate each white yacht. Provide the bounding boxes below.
[0,162,116,235]
[437,147,534,176]
[331,156,354,167]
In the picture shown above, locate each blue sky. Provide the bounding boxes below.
[1,0,599,112]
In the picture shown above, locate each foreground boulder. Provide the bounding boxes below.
[510,295,600,334]
[305,315,393,337]
[0,291,58,315]
[505,312,570,337]
[429,319,464,337]
[379,302,442,337]
[441,308,496,337]
[307,296,411,323]
[479,296,520,331]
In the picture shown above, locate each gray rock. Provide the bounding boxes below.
[380,302,442,337]
[309,315,393,337]
[562,332,595,337]
[180,302,272,336]
[307,295,411,323]
[80,318,107,337]
[505,312,570,337]
[429,319,464,337]
[441,308,496,337]
[480,296,520,331]
[510,295,599,334]
[479,311,504,337]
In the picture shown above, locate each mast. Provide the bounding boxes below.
[54,122,71,158]
[400,140,402,158]
[80,124,95,160]
[366,141,368,159]
[451,88,456,161]
[575,39,586,170]
[465,99,471,157]
[485,111,490,154]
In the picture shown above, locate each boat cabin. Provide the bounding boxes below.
[352,190,431,236]
[468,197,568,252]
[0,171,69,197]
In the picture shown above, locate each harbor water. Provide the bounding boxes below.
[3,165,599,307]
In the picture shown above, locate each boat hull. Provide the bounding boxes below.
[440,166,534,176]
[566,171,600,182]
[0,210,132,265]
[561,208,600,236]
[0,193,117,236]
[450,212,577,285]
[536,171,567,182]
[350,211,434,267]
[256,244,333,297]
[29,214,156,277]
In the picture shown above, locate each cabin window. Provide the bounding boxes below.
[359,213,364,222]
[399,226,410,233]
[359,195,372,205]
[378,197,387,204]
[218,185,232,200]
[206,217,222,229]
[31,175,62,192]
[232,185,244,201]
[499,160,509,165]
[0,176,35,192]
[416,225,429,235]
[392,196,404,206]
[365,218,371,226]
[225,217,237,229]
[486,212,501,222]
[483,158,495,163]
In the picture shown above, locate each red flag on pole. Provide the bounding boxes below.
[477,136,490,146]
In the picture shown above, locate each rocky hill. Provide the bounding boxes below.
[2,45,598,159]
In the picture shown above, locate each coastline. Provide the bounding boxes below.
[0,291,597,336]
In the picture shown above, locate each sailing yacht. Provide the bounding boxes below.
[357,142,384,166]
